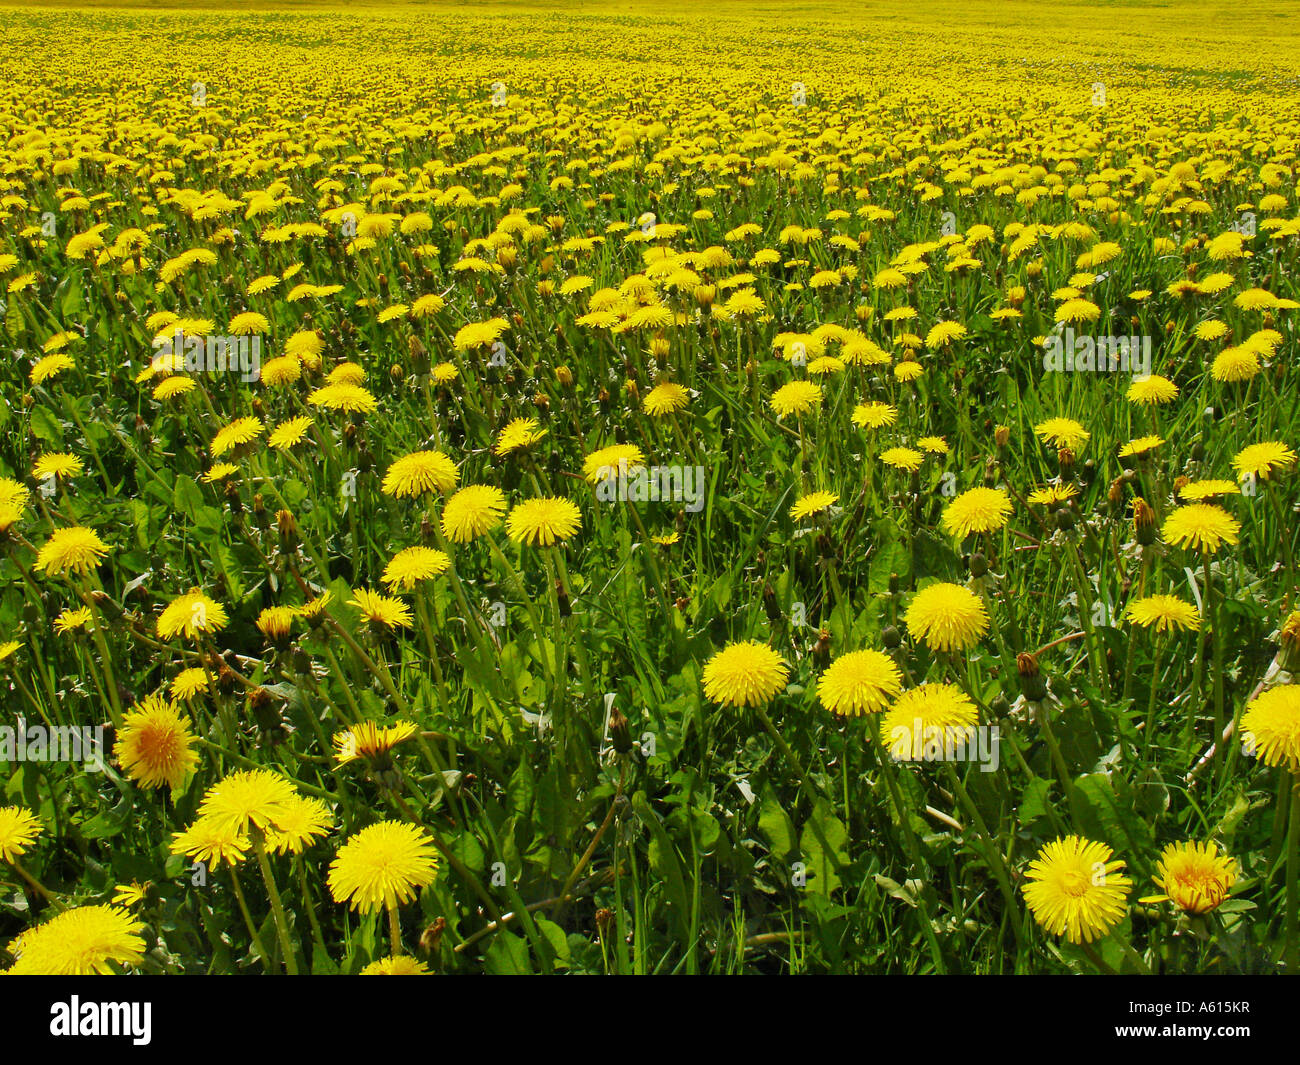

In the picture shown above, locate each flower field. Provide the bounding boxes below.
[2,0,1300,975]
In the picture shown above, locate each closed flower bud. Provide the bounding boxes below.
[1133,497,1157,545]
[1280,611,1300,673]
[608,706,633,754]
[1017,652,1049,701]
[994,424,1011,448]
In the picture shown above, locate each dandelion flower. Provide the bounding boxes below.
[506,497,582,546]
[113,694,199,793]
[881,682,978,756]
[348,588,414,630]
[1118,435,1165,459]
[328,820,440,913]
[1022,836,1131,944]
[941,487,1012,538]
[264,795,333,856]
[170,816,250,869]
[382,546,451,590]
[334,720,419,766]
[361,955,430,975]
[852,402,898,429]
[583,444,646,484]
[4,905,146,975]
[1140,841,1236,915]
[1232,441,1297,481]
[816,649,902,716]
[1124,594,1200,632]
[702,640,790,708]
[494,417,548,456]
[1126,375,1178,405]
[382,450,458,497]
[1161,504,1240,553]
[210,416,264,458]
[904,582,989,651]
[157,590,228,640]
[1242,685,1300,772]
[770,380,822,418]
[643,381,690,416]
[441,484,507,543]
[268,416,313,451]
[880,446,923,472]
[198,769,299,837]
[32,453,82,482]
[790,491,838,521]
[1035,417,1090,451]
[0,806,41,862]
[1178,479,1240,501]
[35,526,108,578]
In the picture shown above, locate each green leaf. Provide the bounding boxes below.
[30,405,63,445]
[758,789,797,860]
[173,474,204,521]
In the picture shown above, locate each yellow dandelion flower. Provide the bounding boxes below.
[1022,836,1132,944]
[702,640,790,708]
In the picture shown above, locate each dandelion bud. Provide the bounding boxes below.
[276,508,298,548]
[90,589,124,622]
[1054,506,1075,531]
[1057,446,1075,473]
[224,480,242,515]
[650,336,670,359]
[989,692,1012,719]
[408,335,429,375]
[497,245,517,270]
[888,572,900,596]
[813,628,832,667]
[694,285,716,310]
[420,918,447,955]
[1133,497,1157,545]
[994,424,1010,448]
[594,908,615,938]
[555,578,571,618]
[252,492,270,529]
[536,280,555,298]
[763,583,781,623]
[969,552,989,578]
[1017,652,1049,701]
[249,687,285,740]
[1279,611,1300,673]
[881,624,902,649]
[556,365,573,387]
[389,363,405,384]
[608,705,633,754]
[855,303,872,323]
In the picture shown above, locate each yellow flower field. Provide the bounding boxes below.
[1,0,1299,974]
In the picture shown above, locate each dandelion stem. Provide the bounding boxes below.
[252,832,298,975]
